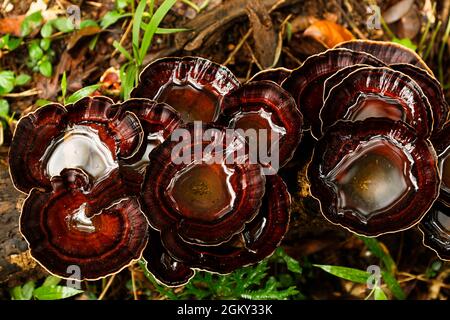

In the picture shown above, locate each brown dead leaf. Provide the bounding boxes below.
[0,15,25,37]
[67,26,102,50]
[303,20,354,48]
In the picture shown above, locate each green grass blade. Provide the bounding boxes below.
[132,0,147,56]
[314,264,370,284]
[113,40,133,61]
[66,84,102,104]
[138,0,177,63]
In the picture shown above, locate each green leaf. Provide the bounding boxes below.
[0,71,15,94]
[15,74,31,86]
[382,271,406,300]
[132,0,147,61]
[29,42,44,61]
[61,71,67,102]
[40,38,51,51]
[113,40,133,61]
[374,287,388,300]
[10,286,24,300]
[276,248,302,274]
[36,99,52,107]
[21,281,36,300]
[53,18,75,33]
[139,0,177,63]
[116,0,129,10]
[0,35,8,49]
[392,37,417,51]
[360,237,396,273]
[66,84,102,104]
[122,63,137,100]
[241,278,298,300]
[21,11,43,37]
[79,19,99,29]
[6,37,22,51]
[43,276,62,287]
[33,285,82,300]
[40,21,53,38]
[39,60,53,77]
[314,264,370,284]
[100,11,131,29]
[0,99,9,117]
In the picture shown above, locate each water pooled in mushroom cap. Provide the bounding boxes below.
[324,137,418,220]
[43,125,118,181]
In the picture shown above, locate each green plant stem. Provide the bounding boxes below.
[423,20,442,61]
[438,18,450,85]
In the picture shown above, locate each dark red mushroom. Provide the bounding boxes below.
[9,96,144,193]
[320,67,433,137]
[431,123,450,206]
[218,81,303,170]
[335,40,433,74]
[282,48,385,138]
[308,119,440,236]
[248,68,292,85]
[420,201,450,261]
[323,64,372,102]
[141,123,266,245]
[391,64,449,132]
[117,98,182,174]
[160,175,291,274]
[20,168,149,280]
[131,57,240,122]
[142,228,195,287]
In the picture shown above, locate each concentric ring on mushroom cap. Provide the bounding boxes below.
[115,98,182,173]
[8,96,144,194]
[419,201,450,261]
[391,64,449,132]
[308,119,440,236]
[335,39,433,74]
[247,67,292,85]
[131,56,240,123]
[142,228,195,287]
[141,122,266,246]
[320,66,434,137]
[20,168,149,280]
[431,122,450,206]
[218,81,303,170]
[159,175,291,274]
[281,48,386,138]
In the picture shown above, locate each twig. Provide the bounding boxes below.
[3,88,41,98]
[131,267,138,300]
[332,0,367,40]
[112,19,133,58]
[98,274,116,300]
[223,29,252,66]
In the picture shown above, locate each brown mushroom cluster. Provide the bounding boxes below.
[282,40,449,260]
[9,40,450,286]
[10,57,302,285]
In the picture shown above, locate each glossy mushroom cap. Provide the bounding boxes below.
[308,119,440,236]
[117,98,182,173]
[9,96,144,193]
[282,48,385,138]
[141,122,266,246]
[335,40,433,74]
[159,175,291,274]
[20,168,149,280]
[420,201,450,260]
[131,57,240,122]
[218,81,303,170]
[320,67,434,137]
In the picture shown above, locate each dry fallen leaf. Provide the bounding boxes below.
[303,20,354,48]
[0,15,25,37]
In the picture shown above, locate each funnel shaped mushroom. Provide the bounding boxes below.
[141,123,266,245]
[160,175,291,274]
[218,81,303,170]
[131,57,240,122]
[9,96,144,193]
[308,119,440,236]
[248,68,292,85]
[20,169,149,280]
[282,48,385,138]
[320,67,434,137]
